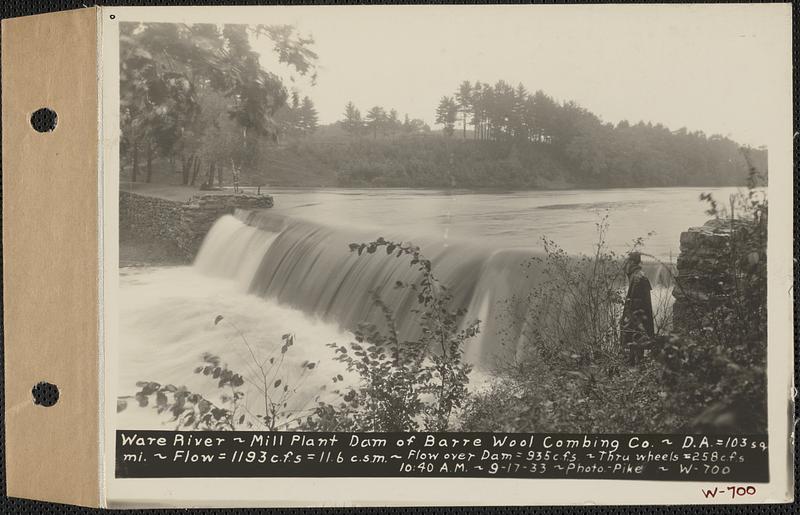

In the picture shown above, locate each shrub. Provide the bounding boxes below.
[461,355,672,433]
[497,214,655,369]
[304,238,479,431]
[465,216,672,433]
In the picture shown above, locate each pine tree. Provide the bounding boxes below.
[298,96,319,134]
[387,109,400,136]
[456,81,472,139]
[341,101,364,135]
[435,96,458,137]
[365,106,386,139]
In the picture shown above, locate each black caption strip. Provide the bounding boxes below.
[116,431,768,482]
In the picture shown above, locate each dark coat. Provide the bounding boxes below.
[621,267,655,344]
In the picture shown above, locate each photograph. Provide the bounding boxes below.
[113,5,773,438]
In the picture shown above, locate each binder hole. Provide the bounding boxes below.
[30,108,57,133]
[32,381,59,407]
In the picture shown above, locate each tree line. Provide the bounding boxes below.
[435,80,560,142]
[120,22,317,188]
[340,102,430,138]
[432,80,767,187]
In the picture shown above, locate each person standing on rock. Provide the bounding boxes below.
[620,251,655,365]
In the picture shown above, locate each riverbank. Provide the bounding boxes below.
[121,182,266,202]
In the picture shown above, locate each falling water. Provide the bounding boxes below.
[119,187,735,428]
[192,210,675,367]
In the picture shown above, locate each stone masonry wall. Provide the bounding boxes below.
[119,192,184,245]
[672,218,749,332]
[120,191,273,259]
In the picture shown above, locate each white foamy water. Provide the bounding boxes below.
[117,266,350,429]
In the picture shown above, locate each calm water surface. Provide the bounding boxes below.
[266,186,743,259]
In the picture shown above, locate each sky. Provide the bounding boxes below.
[217,5,788,148]
[130,3,791,146]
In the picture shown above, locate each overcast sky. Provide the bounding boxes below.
[245,4,791,147]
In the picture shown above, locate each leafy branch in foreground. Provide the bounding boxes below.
[306,238,479,432]
[117,352,246,430]
[118,315,319,431]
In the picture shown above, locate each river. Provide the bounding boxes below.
[116,186,742,428]
[263,186,742,258]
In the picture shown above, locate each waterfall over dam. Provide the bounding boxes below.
[193,210,675,365]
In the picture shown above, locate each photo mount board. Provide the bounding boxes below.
[1,5,795,508]
[2,7,101,508]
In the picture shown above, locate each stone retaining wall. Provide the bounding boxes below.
[119,192,184,245]
[120,191,273,259]
[672,218,750,331]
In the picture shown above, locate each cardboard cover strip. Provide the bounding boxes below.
[2,7,101,507]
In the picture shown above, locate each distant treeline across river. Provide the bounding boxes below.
[124,129,767,191]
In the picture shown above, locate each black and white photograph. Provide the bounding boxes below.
[1,2,794,509]
[112,4,782,446]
